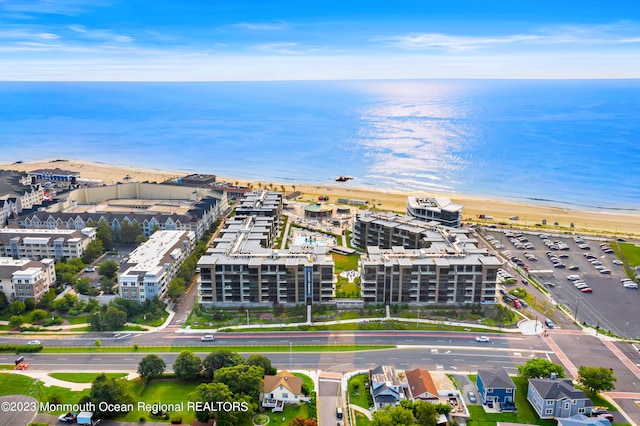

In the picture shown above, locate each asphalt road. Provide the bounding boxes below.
[2,330,549,353]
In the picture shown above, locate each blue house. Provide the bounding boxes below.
[527,378,593,419]
[476,369,516,409]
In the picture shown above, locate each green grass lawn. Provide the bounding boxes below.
[618,242,640,266]
[332,252,360,272]
[62,315,90,325]
[293,372,315,393]
[114,378,204,424]
[348,373,373,410]
[355,411,372,425]
[48,372,128,383]
[266,401,311,426]
[0,372,90,411]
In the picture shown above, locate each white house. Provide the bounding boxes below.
[262,370,303,412]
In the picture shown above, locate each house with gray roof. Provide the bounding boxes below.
[476,369,516,411]
[527,377,593,419]
[369,365,405,409]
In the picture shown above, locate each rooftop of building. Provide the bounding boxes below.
[28,168,80,176]
[407,196,463,212]
[0,170,30,198]
[121,230,194,277]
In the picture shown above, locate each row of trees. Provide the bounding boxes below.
[517,358,617,393]
[371,400,451,426]
[136,350,279,425]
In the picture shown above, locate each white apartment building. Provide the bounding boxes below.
[0,257,56,302]
[0,228,96,260]
[118,230,196,303]
[407,196,463,228]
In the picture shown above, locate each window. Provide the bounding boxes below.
[506,389,512,393]
[282,393,288,399]
[545,408,553,414]
[546,400,554,405]
[572,399,577,404]
[487,388,493,392]
[578,408,585,413]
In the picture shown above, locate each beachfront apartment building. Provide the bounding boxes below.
[10,182,227,240]
[0,171,45,225]
[235,190,283,217]
[197,215,334,306]
[0,228,96,260]
[118,230,196,303]
[353,211,439,250]
[359,246,499,304]
[27,168,81,183]
[0,257,56,303]
[406,196,463,228]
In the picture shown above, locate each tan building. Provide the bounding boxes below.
[0,257,55,302]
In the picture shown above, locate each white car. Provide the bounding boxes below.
[575,283,589,289]
[612,260,623,265]
[476,336,490,343]
[623,283,638,289]
[200,335,215,342]
[27,340,41,345]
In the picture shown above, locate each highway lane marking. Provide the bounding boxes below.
[514,352,522,356]
[436,365,444,369]
[56,358,67,360]
[431,349,438,353]
[454,359,464,361]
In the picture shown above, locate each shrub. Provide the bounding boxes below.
[0,344,43,353]
[139,416,146,422]
[171,416,182,424]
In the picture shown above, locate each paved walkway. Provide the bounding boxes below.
[7,370,139,391]
[606,392,640,399]
[351,403,372,420]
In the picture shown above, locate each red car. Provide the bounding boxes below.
[581,287,593,293]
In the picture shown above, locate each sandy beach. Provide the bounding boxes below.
[2,158,639,236]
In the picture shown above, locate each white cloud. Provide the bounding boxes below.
[67,25,133,43]
[252,42,305,55]
[230,22,288,31]
[375,23,640,51]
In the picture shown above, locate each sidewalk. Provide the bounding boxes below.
[7,369,139,391]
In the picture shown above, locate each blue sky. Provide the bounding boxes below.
[1,0,639,80]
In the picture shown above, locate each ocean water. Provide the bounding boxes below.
[0,80,638,211]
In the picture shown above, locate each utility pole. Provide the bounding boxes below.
[574,299,580,322]
[289,341,292,370]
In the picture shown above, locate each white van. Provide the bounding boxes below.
[567,275,580,281]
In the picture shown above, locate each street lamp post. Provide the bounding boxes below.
[246,309,249,326]
[93,311,102,331]
[574,299,580,322]
[416,309,421,328]
[289,341,292,370]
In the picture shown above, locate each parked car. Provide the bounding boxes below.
[468,391,477,403]
[581,287,593,293]
[545,319,555,329]
[58,412,77,423]
[612,260,623,265]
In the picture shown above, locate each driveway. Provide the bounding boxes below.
[451,373,478,406]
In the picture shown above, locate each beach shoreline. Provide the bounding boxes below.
[2,158,639,236]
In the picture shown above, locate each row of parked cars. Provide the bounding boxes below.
[583,252,611,275]
[621,277,638,289]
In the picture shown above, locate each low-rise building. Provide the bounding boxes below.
[527,377,593,419]
[118,230,196,303]
[406,368,439,402]
[261,370,303,412]
[0,228,96,260]
[27,168,80,183]
[0,171,44,225]
[407,196,463,228]
[369,365,405,409]
[0,257,55,302]
[476,369,516,410]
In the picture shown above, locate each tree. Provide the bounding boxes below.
[203,349,246,380]
[36,290,56,310]
[9,300,26,315]
[8,315,24,328]
[213,364,264,401]
[371,404,415,426]
[577,366,617,393]
[189,382,255,425]
[83,239,104,263]
[167,277,186,302]
[138,354,166,379]
[103,306,127,330]
[53,293,79,314]
[98,260,119,280]
[173,350,203,381]
[30,309,49,322]
[434,403,452,415]
[518,358,565,379]
[89,373,134,418]
[119,221,143,243]
[0,291,8,310]
[23,298,36,311]
[95,221,114,249]
[100,276,116,294]
[74,278,91,295]
[415,400,439,426]
[246,354,277,376]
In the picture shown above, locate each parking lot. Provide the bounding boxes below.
[487,229,640,338]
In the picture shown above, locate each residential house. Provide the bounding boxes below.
[369,365,404,409]
[262,370,303,412]
[476,369,516,411]
[527,377,593,419]
[406,368,439,402]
